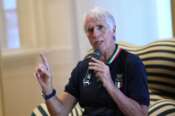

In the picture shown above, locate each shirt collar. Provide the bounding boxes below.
[107,45,122,64]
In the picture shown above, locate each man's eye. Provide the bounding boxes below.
[97,25,103,30]
[87,28,94,33]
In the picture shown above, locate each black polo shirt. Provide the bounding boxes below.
[65,45,150,115]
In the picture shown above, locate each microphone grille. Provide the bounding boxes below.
[93,49,101,60]
[84,49,101,60]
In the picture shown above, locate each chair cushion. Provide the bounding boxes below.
[119,40,175,99]
[149,99,175,116]
[31,103,49,116]
[31,103,83,116]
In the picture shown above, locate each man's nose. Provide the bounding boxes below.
[92,28,101,38]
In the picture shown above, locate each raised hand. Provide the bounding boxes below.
[35,54,53,95]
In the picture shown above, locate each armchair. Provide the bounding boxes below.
[32,39,175,116]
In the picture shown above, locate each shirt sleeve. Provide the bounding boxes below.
[126,53,150,106]
[64,62,81,99]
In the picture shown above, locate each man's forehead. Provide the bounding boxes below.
[85,16,107,27]
[86,15,106,22]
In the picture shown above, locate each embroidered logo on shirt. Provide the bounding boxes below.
[115,74,123,88]
[83,73,91,86]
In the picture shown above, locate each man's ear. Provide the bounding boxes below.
[113,25,116,33]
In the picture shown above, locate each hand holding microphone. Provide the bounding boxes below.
[87,49,101,74]
[88,51,113,88]
[83,49,101,86]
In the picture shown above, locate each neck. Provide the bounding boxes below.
[101,43,116,62]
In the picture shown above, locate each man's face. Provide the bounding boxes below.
[84,16,115,51]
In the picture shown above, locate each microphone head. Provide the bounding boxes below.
[84,49,101,60]
[93,49,101,60]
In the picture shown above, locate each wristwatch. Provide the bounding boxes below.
[42,89,56,100]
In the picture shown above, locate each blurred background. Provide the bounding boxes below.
[0,0,175,115]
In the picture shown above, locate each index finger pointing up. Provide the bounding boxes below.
[40,53,49,67]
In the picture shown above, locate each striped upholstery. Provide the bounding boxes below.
[149,99,175,116]
[68,103,84,116]
[118,39,175,102]
[32,39,175,116]
[31,103,49,116]
[31,103,83,116]
[118,39,175,116]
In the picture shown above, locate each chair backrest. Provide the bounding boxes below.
[32,39,175,116]
[118,39,175,102]
[31,103,49,116]
[148,99,175,116]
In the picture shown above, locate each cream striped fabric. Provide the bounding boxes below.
[149,99,175,116]
[31,103,83,116]
[31,103,49,116]
[119,39,175,102]
[119,39,175,116]
[68,103,84,116]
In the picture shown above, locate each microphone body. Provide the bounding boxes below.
[83,49,101,86]
[87,49,101,74]
[85,49,101,61]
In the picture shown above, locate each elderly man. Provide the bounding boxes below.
[35,7,149,116]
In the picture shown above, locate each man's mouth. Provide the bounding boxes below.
[94,40,103,46]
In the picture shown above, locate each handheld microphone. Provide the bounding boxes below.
[85,49,101,61]
[83,49,101,86]
[88,49,101,74]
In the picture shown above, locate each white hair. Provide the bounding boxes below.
[84,7,116,31]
